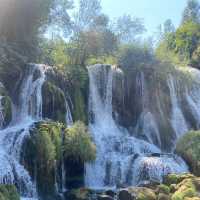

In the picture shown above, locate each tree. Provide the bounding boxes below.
[117,43,154,70]
[115,14,146,43]
[0,0,73,47]
[182,0,200,24]
[74,0,102,31]
[175,21,200,59]
[48,0,74,37]
[163,19,175,34]
[0,0,52,43]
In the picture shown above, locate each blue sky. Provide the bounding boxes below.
[74,0,196,36]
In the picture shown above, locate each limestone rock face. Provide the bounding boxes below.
[111,64,200,151]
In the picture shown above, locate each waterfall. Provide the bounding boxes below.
[0,64,49,200]
[134,72,161,147]
[167,75,188,138]
[85,64,188,189]
[65,97,73,127]
[57,96,73,194]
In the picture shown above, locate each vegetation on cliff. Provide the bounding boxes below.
[176,131,200,176]
[0,185,20,200]
[22,121,95,198]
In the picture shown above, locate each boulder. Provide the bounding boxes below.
[105,190,115,197]
[118,189,133,200]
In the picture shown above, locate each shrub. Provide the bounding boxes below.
[176,131,200,176]
[0,185,20,200]
[64,121,96,163]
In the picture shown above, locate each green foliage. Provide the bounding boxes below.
[191,45,200,68]
[72,87,88,123]
[182,0,200,24]
[156,21,200,68]
[158,184,170,195]
[115,14,146,44]
[176,131,200,176]
[42,81,66,123]
[117,43,154,71]
[24,122,63,196]
[136,188,156,200]
[0,185,20,200]
[39,38,71,71]
[64,121,96,163]
[175,21,200,59]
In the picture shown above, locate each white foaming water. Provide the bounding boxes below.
[0,64,49,199]
[65,96,73,127]
[131,155,188,185]
[167,75,188,138]
[56,96,73,194]
[85,64,188,189]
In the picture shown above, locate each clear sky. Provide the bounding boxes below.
[74,0,197,36]
[101,0,188,35]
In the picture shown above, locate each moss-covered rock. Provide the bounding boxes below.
[64,121,96,163]
[176,131,200,176]
[22,121,96,198]
[22,121,64,199]
[171,178,197,200]
[158,193,171,200]
[67,188,90,200]
[157,184,170,195]
[0,185,20,200]
[42,81,67,123]
[118,187,156,200]
[64,121,96,188]
[0,85,12,127]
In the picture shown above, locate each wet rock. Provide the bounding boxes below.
[105,190,115,197]
[158,193,170,200]
[118,189,133,200]
[169,184,177,193]
[97,194,114,200]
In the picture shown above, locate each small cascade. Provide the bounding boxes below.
[134,72,161,147]
[85,64,188,189]
[65,96,73,127]
[167,75,188,138]
[0,64,49,199]
[55,95,73,195]
[131,154,188,185]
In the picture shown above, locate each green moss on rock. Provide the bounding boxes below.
[157,184,170,195]
[0,185,20,200]
[176,131,200,176]
[64,121,96,163]
[172,178,196,200]
[42,81,67,123]
[73,89,87,123]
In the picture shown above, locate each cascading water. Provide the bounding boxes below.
[85,64,188,189]
[0,64,49,200]
[134,72,161,147]
[167,75,188,138]
[61,97,73,193]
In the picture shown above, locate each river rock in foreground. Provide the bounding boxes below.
[68,173,200,200]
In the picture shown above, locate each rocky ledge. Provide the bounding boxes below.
[67,173,200,200]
